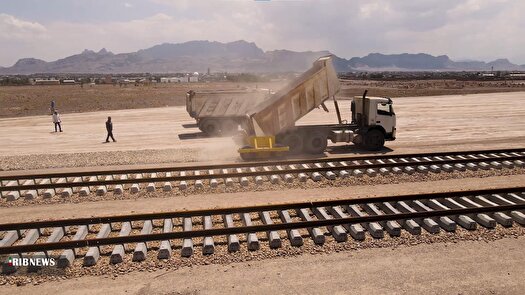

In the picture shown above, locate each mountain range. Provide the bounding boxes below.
[1,40,524,74]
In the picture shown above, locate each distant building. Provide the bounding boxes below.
[34,79,60,85]
[160,77,172,83]
[479,73,495,77]
[118,79,133,84]
[160,74,199,83]
[160,77,184,83]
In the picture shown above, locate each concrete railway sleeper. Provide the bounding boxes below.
[0,149,524,202]
[0,187,524,272]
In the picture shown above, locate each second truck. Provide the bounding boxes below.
[186,88,271,136]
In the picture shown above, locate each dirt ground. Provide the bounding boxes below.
[339,79,525,98]
[2,236,523,294]
[0,86,524,293]
[1,175,524,294]
[0,91,524,170]
[1,79,524,118]
[0,81,285,118]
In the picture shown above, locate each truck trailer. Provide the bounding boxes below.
[186,88,270,136]
[237,56,397,160]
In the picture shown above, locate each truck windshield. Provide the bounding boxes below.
[377,103,392,116]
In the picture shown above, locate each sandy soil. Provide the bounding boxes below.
[339,78,525,98]
[0,175,523,293]
[1,235,523,294]
[0,82,285,118]
[0,91,524,170]
[0,88,524,293]
[2,79,524,118]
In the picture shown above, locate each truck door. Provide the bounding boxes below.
[374,102,396,137]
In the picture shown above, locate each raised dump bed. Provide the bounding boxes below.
[246,55,341,136]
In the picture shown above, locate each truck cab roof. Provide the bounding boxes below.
[353,96,392,104]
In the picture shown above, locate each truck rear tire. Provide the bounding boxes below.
[199,119,220,136]
[281,133,304,154]
[364,129,385,151]
[304,131,327,154]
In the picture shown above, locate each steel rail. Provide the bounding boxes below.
[0,203,523,255]
[1,186,523,231]
[1,147,524,181]
[1,154,523,192]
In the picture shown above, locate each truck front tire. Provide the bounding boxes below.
[364,129,385,151]
[304,131,327,154]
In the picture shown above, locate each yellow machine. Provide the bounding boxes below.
[238,136,289,160]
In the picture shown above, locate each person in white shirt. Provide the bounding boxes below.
[52,111,62,132]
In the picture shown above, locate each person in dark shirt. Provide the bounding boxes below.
[105,116,116,142]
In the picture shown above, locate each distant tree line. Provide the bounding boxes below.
[0,76,31,86]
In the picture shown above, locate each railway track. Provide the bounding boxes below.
[0,186,524,273]
[0,148,524,202]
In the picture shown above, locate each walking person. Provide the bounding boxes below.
[50,100,56,114]
[105,116,116,142]
[52,111,62,132]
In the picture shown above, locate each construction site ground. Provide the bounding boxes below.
[1,175,524,294]
[0,86,524,293]
[0,91,524,170]
[1,79,524,119]
[2,235,523,294]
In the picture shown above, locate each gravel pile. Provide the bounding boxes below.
[1,167,523,208]
[1,224,523,286]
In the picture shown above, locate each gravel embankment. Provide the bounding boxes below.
[1,167,523,208]
[1,224,523,286]
[0,148,200,171]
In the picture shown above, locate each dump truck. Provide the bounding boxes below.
[237,55,396,160]
[186,88,271,136]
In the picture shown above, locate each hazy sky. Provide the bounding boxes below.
[1,0,524,67]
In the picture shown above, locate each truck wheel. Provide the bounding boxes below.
[200,119,220,136]
[304,131,327,154]
[281,133,304,154]
[197,122,205,132]
[364,129,385,151]
[220,119,238,135]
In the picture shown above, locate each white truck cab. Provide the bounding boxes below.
[367,97,396,139]
[350,94,396,150]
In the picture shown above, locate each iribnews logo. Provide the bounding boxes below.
[6,257,57,267]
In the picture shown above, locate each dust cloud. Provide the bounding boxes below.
[195,138,240,162]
